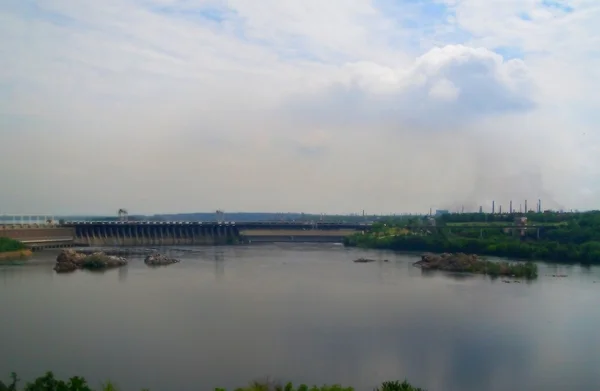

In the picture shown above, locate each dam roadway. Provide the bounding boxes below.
[56,221,372,246]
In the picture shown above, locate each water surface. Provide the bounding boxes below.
[1,244,600,391]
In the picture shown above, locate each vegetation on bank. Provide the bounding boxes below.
[0,237,26,253]
[0,373,425,391]
[346,211,600,264]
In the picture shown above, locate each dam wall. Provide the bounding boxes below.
[240,229,356,243]
[60,222,369,246]
[72,223,239,246]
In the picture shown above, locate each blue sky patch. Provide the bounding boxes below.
[540,0,574,13]
[375,0,452,29]
[372,0,475,53]
[150,4,234,24]
[494,46,526,60]
[518,12,532,21]
[4,2,79,27]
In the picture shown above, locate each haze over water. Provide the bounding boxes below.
[1,244,600,391]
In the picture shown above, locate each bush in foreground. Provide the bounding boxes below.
[0,372,426,391]
[0,237,26,253]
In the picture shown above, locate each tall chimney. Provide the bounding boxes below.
[492,201,495,214]
[510,200,513,214]
[538,199,542,213]
[499,205,502,214]
[525,200,528,213]
[479,206,483,213]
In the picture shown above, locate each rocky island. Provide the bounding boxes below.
[54,249,127,273]
[414,252,538,279]
[144,253,180,266]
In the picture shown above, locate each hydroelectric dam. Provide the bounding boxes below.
[58,221,371,247]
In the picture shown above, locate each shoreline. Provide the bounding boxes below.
[0,249,33,261]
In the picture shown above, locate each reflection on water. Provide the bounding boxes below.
[1,244,600,391]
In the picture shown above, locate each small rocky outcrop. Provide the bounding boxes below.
[144,253,180,266]
[413,252,481,272]
[354,258,377,263]
[353,258,389,263]
[54,249,127,273]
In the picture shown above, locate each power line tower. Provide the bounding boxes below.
[118,209,129,222]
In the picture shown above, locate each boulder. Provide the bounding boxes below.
[144,253,180,266]
[53,261,78,273]
[56,248,87,266]
[54,249,127,273]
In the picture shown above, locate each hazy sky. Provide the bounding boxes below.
[1,0,598,216]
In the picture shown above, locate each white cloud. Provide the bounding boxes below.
[285,45,534,130]
[428,79,459,101]
[0,0,597,215]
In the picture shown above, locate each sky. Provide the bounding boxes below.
[0,0,598,216]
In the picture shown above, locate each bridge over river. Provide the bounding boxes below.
[1,221,372,249]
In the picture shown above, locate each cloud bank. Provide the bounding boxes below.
[0,0,597,215]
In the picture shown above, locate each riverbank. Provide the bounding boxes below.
[0,372,425,391]
[0,249,32,261]
[0,237,30,261]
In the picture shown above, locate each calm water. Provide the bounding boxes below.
[1,244,600,391]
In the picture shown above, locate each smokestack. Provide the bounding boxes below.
[429,208,432,216]
[510,200,513,214]
[479,206,483,213]
[525,200,528,214]
[499,205,502,214]
[520,204,522,213]
[461,205,464,214]
[539,199,542,213]
[492,201,495,214]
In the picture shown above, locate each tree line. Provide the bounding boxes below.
[346,211,600,263]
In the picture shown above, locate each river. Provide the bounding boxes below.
[1,244,600,391]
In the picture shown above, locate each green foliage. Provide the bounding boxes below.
[346,211,600,264]
[3,373,425,391]
[100,382,119,391]
[225,382,354,391]
[82,255,107,269]
[376,380,425,391]
[0,237,26,253]
[21,372,92,391]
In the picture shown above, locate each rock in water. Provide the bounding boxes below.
[54,249,127,273]
[144,253,180,266]
[56,248,87,266]
[413,252,481,272]
[353,258,377,263]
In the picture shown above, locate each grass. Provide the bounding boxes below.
[0,373,426,391]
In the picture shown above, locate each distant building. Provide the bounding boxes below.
[435,209,449,216]
[425,217,436,226]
